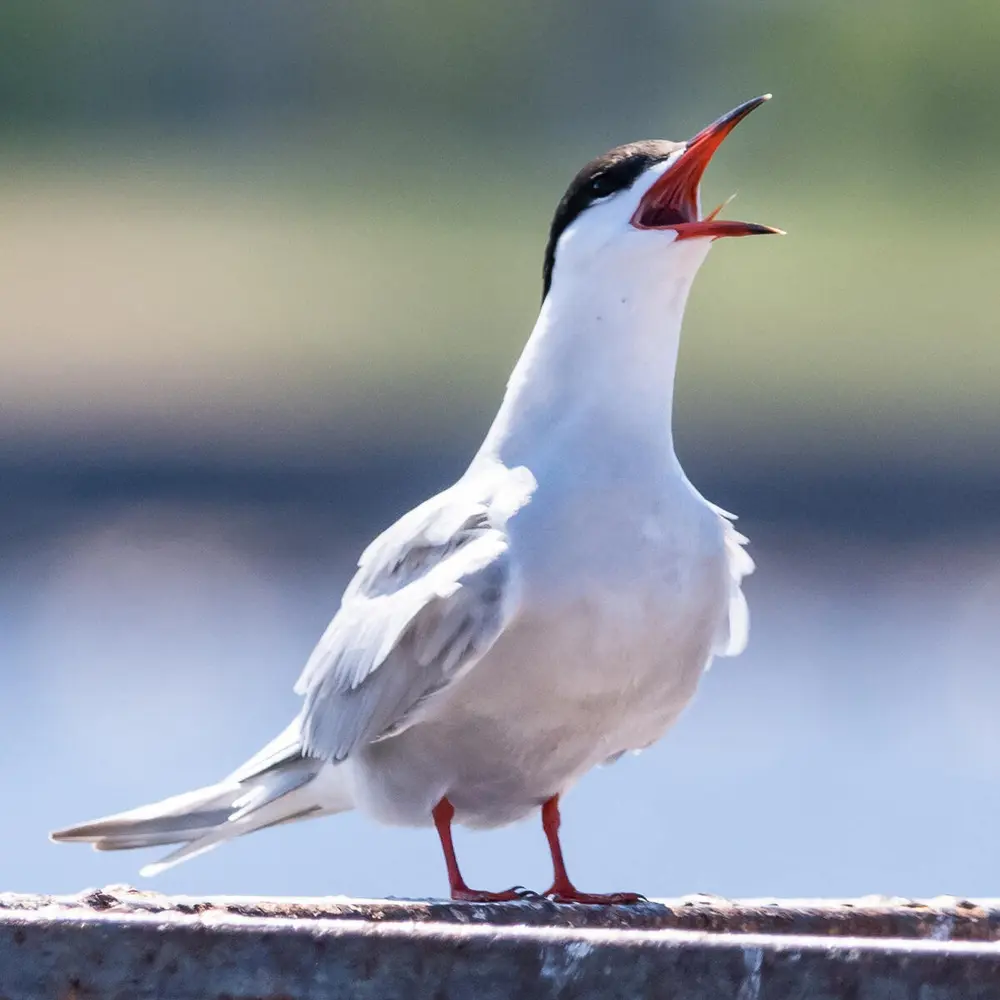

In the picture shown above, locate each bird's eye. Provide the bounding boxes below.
[589,174,616,199]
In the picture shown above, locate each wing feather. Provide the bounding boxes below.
[710,503,755,657]
[294,465,535,761]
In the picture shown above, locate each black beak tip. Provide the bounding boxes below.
[692,93,775,145]
[737,93,773,118]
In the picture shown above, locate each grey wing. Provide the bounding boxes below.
[293,467,535,762]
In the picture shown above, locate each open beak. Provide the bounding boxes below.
[631,95,784,240]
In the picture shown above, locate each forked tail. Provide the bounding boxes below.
[50,724,352,875]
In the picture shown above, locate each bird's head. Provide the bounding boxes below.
[541,95,782,300]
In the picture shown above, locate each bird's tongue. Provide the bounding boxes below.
[631,95,782,240]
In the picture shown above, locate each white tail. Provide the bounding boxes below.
[50,724,353,875]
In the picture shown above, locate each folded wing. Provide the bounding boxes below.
[295,465,536,761]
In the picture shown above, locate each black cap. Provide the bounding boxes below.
[542,139,681,300]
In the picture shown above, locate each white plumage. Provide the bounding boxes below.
[52,101,776,896]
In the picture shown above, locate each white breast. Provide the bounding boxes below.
[350,472,732,829]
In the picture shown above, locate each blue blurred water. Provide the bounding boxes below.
[3,486,999,901]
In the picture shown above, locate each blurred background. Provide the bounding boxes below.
[2,0,999,901]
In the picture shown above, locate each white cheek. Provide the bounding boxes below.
[558,210,677,280]
[554,151,698,279]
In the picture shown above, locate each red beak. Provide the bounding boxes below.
[631,95,783,240]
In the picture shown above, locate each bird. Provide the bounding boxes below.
[51,95,781,904]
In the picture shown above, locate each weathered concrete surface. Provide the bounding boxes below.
[3,889,1000,999]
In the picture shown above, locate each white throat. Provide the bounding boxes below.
[476,237,713,472]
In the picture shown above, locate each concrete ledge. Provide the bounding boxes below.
[2,888,1000,999]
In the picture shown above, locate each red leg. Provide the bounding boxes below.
[541,795,645,905]
[432,797,538,902]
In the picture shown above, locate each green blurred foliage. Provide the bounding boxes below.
[0,0,996,158]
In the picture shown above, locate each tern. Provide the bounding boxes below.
[52,96,781,903]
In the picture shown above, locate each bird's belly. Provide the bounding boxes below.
[352,572,724,829]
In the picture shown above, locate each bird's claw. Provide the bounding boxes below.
[511,885,545,901]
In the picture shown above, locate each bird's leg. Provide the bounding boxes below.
[432,797,539,902]
[540,795,646,905]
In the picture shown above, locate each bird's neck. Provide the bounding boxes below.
[477,242,711,471]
